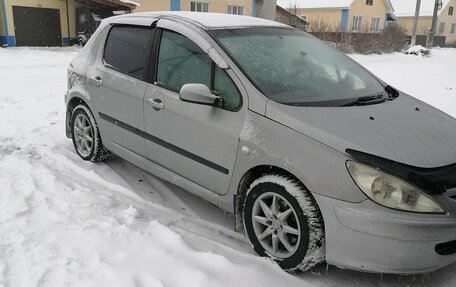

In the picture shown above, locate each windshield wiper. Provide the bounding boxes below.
[342,94,391,107]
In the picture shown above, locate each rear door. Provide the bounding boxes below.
[143,27,247,195]
[89,25,155,156]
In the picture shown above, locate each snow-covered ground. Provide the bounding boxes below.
[0,47,455,287]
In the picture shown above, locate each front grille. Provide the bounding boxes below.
[436,240,456,255]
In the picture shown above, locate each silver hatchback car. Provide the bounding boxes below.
[65,12,456,274]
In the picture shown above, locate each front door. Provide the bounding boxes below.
[143,29,246,195]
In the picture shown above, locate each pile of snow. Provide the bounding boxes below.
[0,47,307,287]
[405,45,431,56]
[351,48,456,119]
[0,47,455,287]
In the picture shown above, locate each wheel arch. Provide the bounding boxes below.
[236,165,326,271]
[65,93,93,138]
[234,164,318,232]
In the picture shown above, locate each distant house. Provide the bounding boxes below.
[0,0,309,48]
[275,5,308,30]
[134,0,256,16]
[0,0,137,47]
[133,0,308,29]
[390,0,456,45]
[278,0,396,32]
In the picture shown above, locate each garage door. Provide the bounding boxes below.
[13,6,62,47]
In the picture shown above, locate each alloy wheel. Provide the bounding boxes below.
[73,113,93,157]
[251,191,301,258]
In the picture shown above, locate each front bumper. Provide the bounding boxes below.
[314,193,456,274]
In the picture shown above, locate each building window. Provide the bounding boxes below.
[439,22,446,34]
[366,0,373,6]
[227,4,244,15]
[370,17,380,32]
[451,23,456,35]
[190,1,210,12]
[449,6,454,16]
[352,16,363,32]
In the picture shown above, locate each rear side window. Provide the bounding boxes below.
[104,26,151,80]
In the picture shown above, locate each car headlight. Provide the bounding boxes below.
[346,161,445,213]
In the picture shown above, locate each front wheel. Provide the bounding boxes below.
[243,174,325,272]
[71,104,111,162]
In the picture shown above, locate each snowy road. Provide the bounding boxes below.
[0,47,455,287]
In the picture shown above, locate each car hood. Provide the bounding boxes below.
[265,94,456,168]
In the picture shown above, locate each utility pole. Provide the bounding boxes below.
[427,0,441,48]
[411,0,421,46]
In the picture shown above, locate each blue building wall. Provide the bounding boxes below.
[0,35,15,47]
[170,0,180,11]
[1,0,14,46]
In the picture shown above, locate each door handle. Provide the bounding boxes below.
[148,98,164,111]
[92,76,102,87]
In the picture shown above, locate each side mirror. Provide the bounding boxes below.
[179,84,220,105]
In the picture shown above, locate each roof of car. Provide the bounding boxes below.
[112,11,289,29]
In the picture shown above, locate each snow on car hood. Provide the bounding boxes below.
[266,94,456,168]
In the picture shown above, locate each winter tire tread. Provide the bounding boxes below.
[71,104,112,162]
[243,174,325,273]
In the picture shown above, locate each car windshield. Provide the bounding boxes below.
[209,27,387,107]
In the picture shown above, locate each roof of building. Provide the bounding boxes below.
[277,0,394,11]
[116,11,289,29]
[389,0,451,17]
[276,5,310,24]
[277,0,354,9]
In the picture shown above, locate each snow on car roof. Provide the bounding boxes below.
[389,0,451,17]
[277,0,355,9]
[116,11,289,29]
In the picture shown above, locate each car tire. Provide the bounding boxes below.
[71,104,111,162]
[243,174,325,272]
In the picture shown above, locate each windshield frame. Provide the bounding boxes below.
[208,27,394,107]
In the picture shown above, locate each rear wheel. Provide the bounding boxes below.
[243,174,325,272]
[71,104,111,162]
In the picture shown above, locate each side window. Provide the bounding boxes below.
[157,30,211,91]
[157,29,241,111]
[214,67,241,110]
[104,26,151,80]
